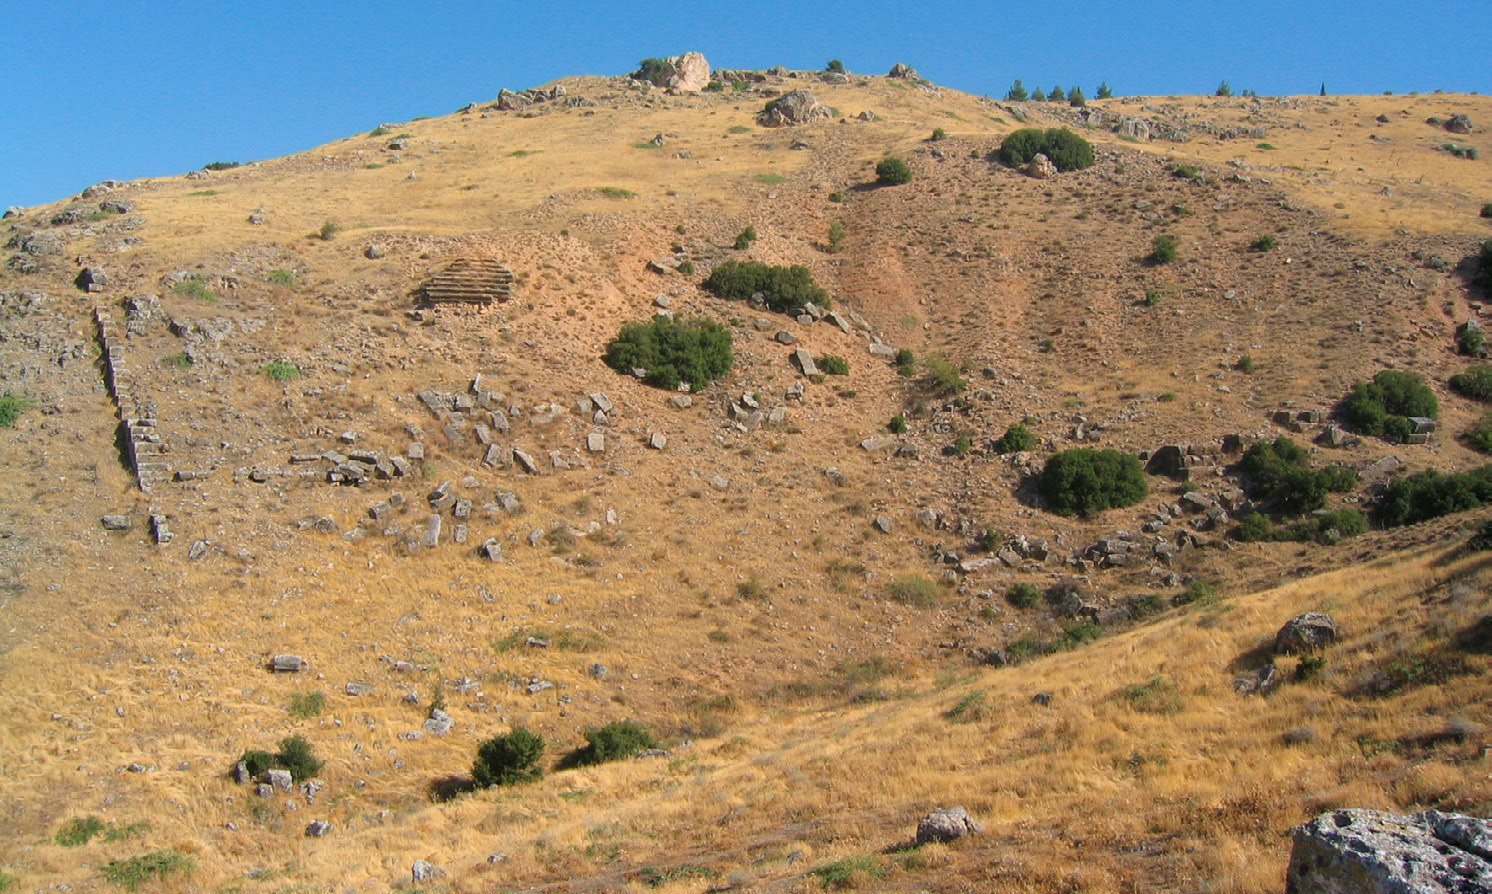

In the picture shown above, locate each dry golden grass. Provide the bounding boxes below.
[1,73,1490,892]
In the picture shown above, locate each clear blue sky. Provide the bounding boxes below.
[3,0,1487,209]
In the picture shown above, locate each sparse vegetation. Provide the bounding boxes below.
[1039,449,1148,517]
[171,276,217,303]
[754,173,787,185]
[267,269,296,287]
[811,855,885,889]
[819,354,848,376]
[1236,354,1256,374]
[924,354,966,395]
[930,127,947,141]
[827,220,845,252]
[472,726,545,787]
[1121,676,1182,714]
[597,186,636,199]
[56,816,107,847]
[603,317,733,391]
[1251,235,1277,252]
[202,161,240,171]
[995,128,1095,171]
[287,691,325,720]
[875,157,913,185]
[263,359,303,382]
[733,226,757,249]
[100,851,192,890]
[886,574,940,607]
[701,259,829,313]
[0,393,35,428]
[676,259,695,275]
[317,221,340,241]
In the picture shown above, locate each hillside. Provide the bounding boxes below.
[0,63,1489,893]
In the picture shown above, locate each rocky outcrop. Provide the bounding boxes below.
[1275,612,1338,655]
[633,53,711,92]
[888,63,919,80]
[759,91,832,127]
[1287,808,1491,893]
[916,806,982,845]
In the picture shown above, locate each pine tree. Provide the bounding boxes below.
[1096,81,1114,99]
[1049,85,1066,103]
[1005,79,1028,102]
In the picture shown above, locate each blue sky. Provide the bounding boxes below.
[2,0,1487,209]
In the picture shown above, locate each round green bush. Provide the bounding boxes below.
[1383,415,1414,444]
[888,415,907,434]
[1341,370,1438,437]
[1466,412,1492,453]
[1149,235,1179,265]
[819,354,849,376]
[701,260,829,314]
[876,157,912,185]
[1236,513,1274,542]
[473,726,545,787]
[1039,448,1148,517]
[994,422,1033,454]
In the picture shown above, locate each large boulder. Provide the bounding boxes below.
[634,53,711,92]
[759,91,832,127]
[888,62,919,80]
[1274,612,1338,655]
[1287,808,1492,893]
[916,806,983,845]
[1446,114,1474,135]
[1026,153,1058,180]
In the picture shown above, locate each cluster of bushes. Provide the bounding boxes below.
[240,735,323,782]
[603,317,733,391]
[472,720,660,789]
[922,354,966,395]
[1237,508,1368,544]
[1339,370,1438,440]
[995,128,1095,172]
[701,260,829,314]
[1238,437,1358,515]
[1375,465,1492,527]
[1039,448,1148,517]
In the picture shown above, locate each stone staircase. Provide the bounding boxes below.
[418,259,513,306]
[94,306,171,492]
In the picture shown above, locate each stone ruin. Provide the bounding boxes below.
[416,258,513,307]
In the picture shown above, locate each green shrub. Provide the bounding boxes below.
[597,186,637,199]
[264,360,303,382]
[994,422,1033,453]
[1481,203,1492,219]
[1216,81,1233,97]
[733,226,757,250]
[1376,465,1492,527]
[886,574,939,607]
[472,726,545,787]
[1465,412,1492,453]
[875,157,912,185]
[0,869,15,891]
[634,58,672,86]
[1068,86,1087,107]
[811,855,885,889]
[924,354,966,395]
[1251,235,1277,252]
[317,221,340,241]
[701,260,829,314]
[1341,370,1438,435]
[1121,676,1182,714]
[826,59,845,73]
[995,128,1095,171]
[1007,583,1041,609]
[1172,164,1200,179]
[827,220,845,252]
[56,816,107,847]
[603,317,733,391]
[1472,241,1492,295]
[1048,85,1066,103]
[0,393,35,428]
[819,354,849,376]
[1452,366,1492,400]
[1149,234,1179,265]
[1237,513,1274,542]
[888,415,907,434]
[930,127,947,141]
[276,735,323,781]
[172,276,217,303]
[828,191,843,202]
[287,691,325,720]
[1236,354,1256,374]
[950,436,973,456]
[1039,449,1148,516]
[100,851,193,890]
[571,720,658,766]
[893,348,914,367]
[676,259,695,275]
[203,161,240,171]
[239,748,274,777]
[1383,415,1414,443]
[267,269,296,287]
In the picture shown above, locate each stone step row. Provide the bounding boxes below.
[95,306,171,493]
